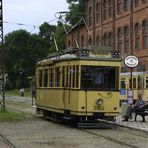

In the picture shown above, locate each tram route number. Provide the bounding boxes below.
[94,105,104,111]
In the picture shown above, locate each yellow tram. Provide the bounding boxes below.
[120,72,148,102]
[35,47,121,122]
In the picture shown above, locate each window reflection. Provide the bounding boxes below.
[81,66,118,90]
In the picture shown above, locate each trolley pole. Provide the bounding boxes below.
[130,68,133,90]
[0,0,5,110]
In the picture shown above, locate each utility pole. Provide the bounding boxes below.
[0,0,5,110]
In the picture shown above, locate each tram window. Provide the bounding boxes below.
[138,76,143,89]
[76,66,79,88]
[133,78,136,89]
[69,67,73,88]
[81,66,118,90]
[146,77,148,88]
[49,68,54,87]
[66,67,69,87]
[121,80,126,89]
[39,70,42,87]
[71,66,75,88]
[62,67,65,87]
[55,67,60,87]
[44,69,48,87]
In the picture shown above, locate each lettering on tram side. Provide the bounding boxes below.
[94,105,104,111]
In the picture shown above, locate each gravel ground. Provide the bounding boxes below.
[0,96,148,148]
[0,116,125,148]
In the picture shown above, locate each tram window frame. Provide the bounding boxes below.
[62,65,79,89]
[55,67,61,87]
[49,68,54,87]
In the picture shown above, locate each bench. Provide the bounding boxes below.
[134,104,148,122]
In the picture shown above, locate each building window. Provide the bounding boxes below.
[96,35,100,46]
[135,0,139,7]
[103,33,108,46]
[108,0,113,18]
[88,37,92,46]
[135,23,140,49]
[124,0,129,11]
[96,2,101,24]
[81,35,84,47]
[117,0,122,15]
[104,0,107,20]
[137,64,146,72]
[142,20,148,49]
[117,28,122,50]
[88,6,92,27]
[109,32,113,46]
[124,26,129,52]
[142,0,146,3]
[68,40,71,48]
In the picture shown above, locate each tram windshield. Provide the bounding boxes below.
[81,66,119,90]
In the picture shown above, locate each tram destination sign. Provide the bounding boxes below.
[90,50,112,59]
[124,55,139,68]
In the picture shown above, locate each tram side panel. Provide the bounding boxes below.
[36,89,65,113]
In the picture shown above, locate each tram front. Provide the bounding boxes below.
[80,63,121,121]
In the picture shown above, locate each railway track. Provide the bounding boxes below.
[80,129,138,148]
[79,126,148,148]
[0,134,16,148]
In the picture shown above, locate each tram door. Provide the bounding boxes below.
[62,66,78,112]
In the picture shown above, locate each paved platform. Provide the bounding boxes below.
[115,114,148,132]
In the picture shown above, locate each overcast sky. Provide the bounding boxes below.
[3,0,68,35]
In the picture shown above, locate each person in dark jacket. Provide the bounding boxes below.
[123,93,147,121]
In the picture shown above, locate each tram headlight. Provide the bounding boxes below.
[96,98,103,105]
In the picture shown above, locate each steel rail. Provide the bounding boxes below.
[0,134,16,148]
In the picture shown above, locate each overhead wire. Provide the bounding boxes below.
[3,18,58,34]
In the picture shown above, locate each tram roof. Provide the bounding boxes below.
[37,46,121,66]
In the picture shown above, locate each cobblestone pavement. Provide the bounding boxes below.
[115,115,148,132]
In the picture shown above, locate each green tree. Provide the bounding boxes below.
[39,22,56,52]
[66,0,84,25]
[4,30,49,89]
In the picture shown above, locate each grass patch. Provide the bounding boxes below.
[0,109,25,122]
[6,88,31,97]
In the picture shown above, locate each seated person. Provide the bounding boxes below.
[123,93,147,121]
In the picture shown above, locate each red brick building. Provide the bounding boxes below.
[66,0,148,72]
